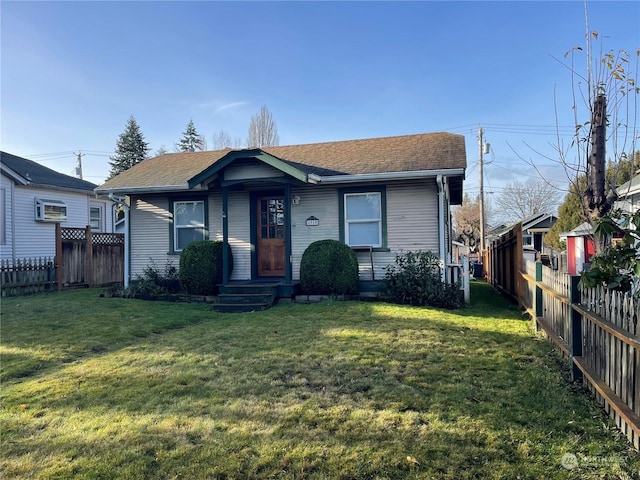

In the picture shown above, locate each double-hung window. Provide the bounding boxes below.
[90,206,102,231]
[343,191,383,248]
[173,200,206,251]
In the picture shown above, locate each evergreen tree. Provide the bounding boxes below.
[108,115,150,178]
[176,119,204,152]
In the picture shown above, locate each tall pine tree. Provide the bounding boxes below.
[108,115,150,178]
[176,119,204,152]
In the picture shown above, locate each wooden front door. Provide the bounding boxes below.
[257,196,286,277]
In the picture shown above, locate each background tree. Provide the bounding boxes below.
[247,105,279,148]
[493,179,561,224]
[108,115,150,178]
[546,153,638,249]
[176,119,204,152]
[552,32,638,251]
[155,145,169,156]
[211,130,244,150]
[452,194,487,253]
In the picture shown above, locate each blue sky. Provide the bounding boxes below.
[2,1,639,202]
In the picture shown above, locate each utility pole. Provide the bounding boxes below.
[75,151,84,180]
[478,126,486,256]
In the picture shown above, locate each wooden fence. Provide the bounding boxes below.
[0,226,124,296]
[485,221,523,301]
[0,257,57,297]
[57,225,124,288]
[520,259,640,449]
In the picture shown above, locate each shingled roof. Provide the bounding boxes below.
[97,132,466,193]
[1,151,98,192]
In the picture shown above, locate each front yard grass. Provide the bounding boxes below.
[1,282,638,479]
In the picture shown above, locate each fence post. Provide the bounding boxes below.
[86,225,93,287]
[569,275,583,382]
[55,223,62,290]
[534,261,543,330]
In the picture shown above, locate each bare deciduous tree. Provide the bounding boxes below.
[494,179,561,224]
[453,194,493,253]
[247,106,279,148]
[211,130,244,150]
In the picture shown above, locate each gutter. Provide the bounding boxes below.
[313,168,465,185]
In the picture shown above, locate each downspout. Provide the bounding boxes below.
[109,193,130,288]
[10,182,16,262]
[436,175,446,282]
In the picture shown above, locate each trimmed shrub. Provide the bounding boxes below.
[123,259,180,298]
[300,239,359,295]
[179,240,233,295]
[382,250,462,309]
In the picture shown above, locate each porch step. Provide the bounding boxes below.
[214,283,278,313]
[217,293,275,305]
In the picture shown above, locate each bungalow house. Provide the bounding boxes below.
[615,173,640,214]
[0,151,115,262]
[559,222,595,275]
[95,132,467,298]
[521,212,557,255]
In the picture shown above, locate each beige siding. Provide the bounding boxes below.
[290,186,340,279]
[129,179,442,283]
[289,179,440,281]
[364,179,439,280]
[209,192,251,280]
[130,195,172,278]
[224,162,284,181]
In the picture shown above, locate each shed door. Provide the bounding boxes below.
[257,196,286,277]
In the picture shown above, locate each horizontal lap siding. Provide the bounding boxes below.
[130,195,172,278]
[362,180,439,280]
[291,186,340,280]
[289,180,439,281]
[224,191,251,280]
[129,180,441,283]
[13,187,93,259]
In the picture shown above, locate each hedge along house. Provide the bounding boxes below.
[95,132,467,297]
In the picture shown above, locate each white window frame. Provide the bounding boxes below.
[173,200,206,252]
[90,205,103,231]
[35,198,68,222]
[344,192,382,248]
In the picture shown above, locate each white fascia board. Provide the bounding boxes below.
[315,168,466,184]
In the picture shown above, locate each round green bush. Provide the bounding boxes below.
[179,240,233,295]
[300,239,359,295]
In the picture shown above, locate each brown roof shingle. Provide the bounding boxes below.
[97,132,466,192]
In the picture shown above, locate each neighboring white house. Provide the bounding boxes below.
[0,151,115,261]
[615,173,640,213]
[95,132,467,294]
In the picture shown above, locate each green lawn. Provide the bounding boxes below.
[1,283,637,479]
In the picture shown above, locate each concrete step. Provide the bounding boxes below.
[213,303,271,313]
[217,293,275,305]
